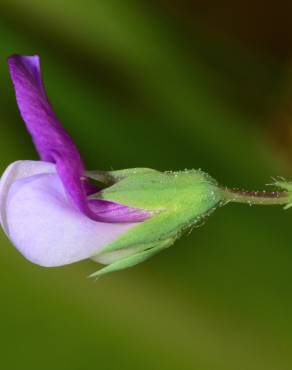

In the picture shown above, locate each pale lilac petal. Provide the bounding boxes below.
[7,55,150,223]
[4,170,137,267]
[0,160,56,234]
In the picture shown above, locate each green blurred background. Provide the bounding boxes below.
[1,1,292,369]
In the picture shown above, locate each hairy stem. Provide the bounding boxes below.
[221,188,291,206]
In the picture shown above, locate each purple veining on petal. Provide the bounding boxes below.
[7,55,150,223]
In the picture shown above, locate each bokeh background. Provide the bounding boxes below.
[1,1,292,369]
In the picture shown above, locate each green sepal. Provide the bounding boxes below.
[85,168,158,185]
[89,238,173,279]
[87,168,222,277]
[272,180,292,210]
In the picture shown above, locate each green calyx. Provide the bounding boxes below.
[85,168,292,279]
[86,168,222,278]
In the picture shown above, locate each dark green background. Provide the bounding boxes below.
[1,1,292,369]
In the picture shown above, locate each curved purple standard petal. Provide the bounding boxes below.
[7,54,151,223]
[7,55,89,214]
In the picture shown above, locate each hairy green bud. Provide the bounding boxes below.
[86,168,222,278]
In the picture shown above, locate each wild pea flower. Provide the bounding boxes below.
[1,54,292,278]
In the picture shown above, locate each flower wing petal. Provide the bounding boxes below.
[5,171,136,267]
[0,160,55,234]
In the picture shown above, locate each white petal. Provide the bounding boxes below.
[3,163,136,267]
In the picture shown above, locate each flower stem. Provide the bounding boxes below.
[221,188,291,206]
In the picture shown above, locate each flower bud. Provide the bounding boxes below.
[87,168,222,278]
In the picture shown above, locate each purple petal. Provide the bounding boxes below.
[7,55,90,215]
[1,161,137,267]
[82,178,100,196]
[8,55,150,223]
[89,199,152,222]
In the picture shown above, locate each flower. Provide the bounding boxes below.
[0,55,150,268]
[0,54,222,277]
